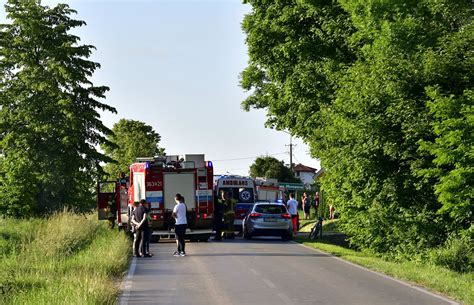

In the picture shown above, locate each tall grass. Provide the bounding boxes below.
[0,211,130,305]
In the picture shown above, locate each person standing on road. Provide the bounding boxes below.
[222,191,236,239]
[314,192,320,217]
[130,201,138,256]
[132,199,151,257]
[172,194,187,257]
[144,202,153,257]
[212,190,225,241]
[302,192,310,219]
[287,193,298,234]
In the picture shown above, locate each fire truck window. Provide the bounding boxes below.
[219,188,238,201]
[99,182,115,194]
[218,188,255,203]
[133,172,146,202]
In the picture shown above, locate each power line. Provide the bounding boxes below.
[213,152,287,162]
[293,153,301,164]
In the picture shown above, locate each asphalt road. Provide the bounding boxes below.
[119,237,457,305]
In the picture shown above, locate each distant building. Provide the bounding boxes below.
[314,168,325,180]
[293,164,318,187]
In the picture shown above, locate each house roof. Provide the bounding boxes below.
[293,163,317,173]
[315,168,325,179]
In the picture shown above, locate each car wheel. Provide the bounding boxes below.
[282,233,293,241]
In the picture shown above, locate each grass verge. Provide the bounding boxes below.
[1,211,131,305]
[296,237,474,305]
[298,216,340,233]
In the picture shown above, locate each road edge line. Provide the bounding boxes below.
[119,257,137,305]
[293,241,459,305]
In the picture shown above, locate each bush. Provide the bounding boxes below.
[429,227,474,273]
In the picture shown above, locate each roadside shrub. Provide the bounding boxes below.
[30,211,101,258]
[429,227,474,273]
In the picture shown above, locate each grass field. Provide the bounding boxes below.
[296,238,474,305]
[0,211,131,305]
[297,209,340,233]
[299,218,340,233]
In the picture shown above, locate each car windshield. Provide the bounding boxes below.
[254,205,287,214]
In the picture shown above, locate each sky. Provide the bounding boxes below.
[0,0,320,176]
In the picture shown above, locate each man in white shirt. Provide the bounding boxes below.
[172,193,187,257]
[286,193,298,234]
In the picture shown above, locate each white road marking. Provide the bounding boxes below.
[278,293,295,305]
[249,268,260,276]
[119,257,137,305]
[262,278,276,289]
[294,242,459,305]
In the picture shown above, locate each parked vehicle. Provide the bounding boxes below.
[215,175,257,232]
[97,154,214,242]
[242,202,293,241]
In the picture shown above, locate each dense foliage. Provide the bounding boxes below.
[249,156,300,183]
[242,0,473,260]
[101,119,165,179]
[0,1,116,216]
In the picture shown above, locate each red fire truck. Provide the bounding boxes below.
[255,177,286,204]
[98,154,214,241]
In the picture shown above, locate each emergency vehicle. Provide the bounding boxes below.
[215,175,257,231]
[255,177,286,203]
[97,174,129,229]
[98,154,214,241]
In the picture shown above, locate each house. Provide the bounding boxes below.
[293,164,318,187]
[314,168,325,180]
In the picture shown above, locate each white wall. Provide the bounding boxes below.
[296,171,315,186]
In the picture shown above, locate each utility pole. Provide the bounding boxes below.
[285,133,296,171]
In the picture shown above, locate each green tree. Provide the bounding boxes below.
[102,119,165,179]
[417,24,474,225]
[0,1,116,216]
[241,0,355,139]
[249,156,300,183]
[242,0,473,256]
